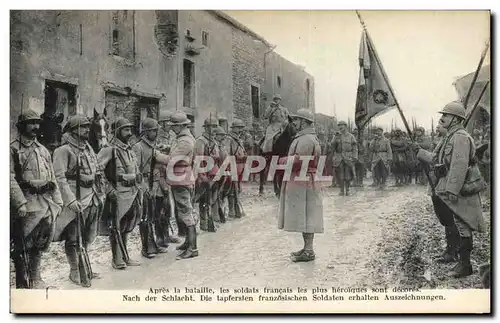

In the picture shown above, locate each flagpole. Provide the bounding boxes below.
[355,10,414,140]
[463,40,490,110]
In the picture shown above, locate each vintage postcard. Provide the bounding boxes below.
[9,9,491,314]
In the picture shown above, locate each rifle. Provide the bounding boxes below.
[75,122,92,287]
[139,141,156,254]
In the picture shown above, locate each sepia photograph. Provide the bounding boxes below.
[8,6,491,314]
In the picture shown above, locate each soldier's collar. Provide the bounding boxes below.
[178,128,192,138]
[141,136,156,148]
[66,134,87,149]
[112,137,131,150]
[294,127,316,138]
[19,135,40,148]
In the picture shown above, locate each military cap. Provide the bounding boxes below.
[273,94,282,100]
[17,108,42,125]
[141,118,159,133]
[203,116,219,127]
[231,118,245,128]
[288,108,314,123]
[65,115,91,132]
[168,111,191,125]
[438,101,466,119]
[337,120,347,126]
[111,117,134,133]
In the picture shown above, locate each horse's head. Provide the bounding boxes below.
[89,109,109,152]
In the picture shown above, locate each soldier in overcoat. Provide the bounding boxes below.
[194,116,220,232]
[278,109,323,263]
[52,115,104,286]
[225,119,248,218]
[97,117,142,269]
[416,101,485,278]
[331,121,358,196]
[414,127,432,185]
[370,127,393,189]
[10,109,63,288]
[132,118,169,258]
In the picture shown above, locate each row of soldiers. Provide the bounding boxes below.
[10,108,248,289]
[320,122,441,195]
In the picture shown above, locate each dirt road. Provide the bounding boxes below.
[25,181,489,290]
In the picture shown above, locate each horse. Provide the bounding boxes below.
[88,109,109,154]
[258,122,295,198]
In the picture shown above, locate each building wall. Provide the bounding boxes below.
[263,52,315,115]
[10,10,178,139]
[177,11,233,136]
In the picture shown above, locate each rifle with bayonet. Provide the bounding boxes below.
[75,121,92,287]
[139,142,157,254]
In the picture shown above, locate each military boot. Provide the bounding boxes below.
[139,221,156,259]
[123,233,141,266]
[449,237,473,278]
[227,194,236,219]
[199,204,208,231]
[65,242,80,285]
[339,181,345,196]
[110,235,126,270]
[345,181,350,196]
[154,216,168,248]
[176,226,199,260]
[437,226,459,263]
[29,249,45,289]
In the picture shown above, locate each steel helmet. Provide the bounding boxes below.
[64,115,91,132]
[168,112,191,125]
[289,108,314,123]
[203,116,219,127]
[111,117,134,133]
[337,120,347,126]
[213,126,226,135]
[230,118,245,128]
[141,118,159,133]
[438,101,466,119]
[158,110,173,122]
[17,109,42,126]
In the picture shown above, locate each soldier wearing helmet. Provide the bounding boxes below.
[97,117,143,270]
[10,109,63,289]
[131,118,170,259]
[331,120,358,196]
[52,114,104,287]
[278,108,323,263]
[415,101,485,279]
[194,115,220,232]
[369,126,393,189]
[225,118,248,219]
[261,93,289,154]
[413,126,432,185]
[157,110,176,154]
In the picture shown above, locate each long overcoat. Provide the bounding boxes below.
[278,127,324,233]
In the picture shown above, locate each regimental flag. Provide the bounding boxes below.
[355,30,397,130]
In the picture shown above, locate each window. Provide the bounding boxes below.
[251,85,260,119]
[202,31,209,46]
[183,59,195,108]
[111,10,136,60]
[277,76,282,88]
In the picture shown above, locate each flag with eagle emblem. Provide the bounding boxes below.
[355,30,396,130]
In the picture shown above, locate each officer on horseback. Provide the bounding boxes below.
[261,94,289,154]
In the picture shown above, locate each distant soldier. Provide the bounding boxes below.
[331,121,358,196]
[194,116,220,232]
[10,109,63,288]
[261,94,289,154]
[323,131,335,185]
[416,101,485,278]
[226,118,248,218]
[472,128,482,147]
[97,118,142,269]
[391,129,409,186]
[278,109,323,262]
[52,115,104,287]
[352,128,365,187]
[414,127,432,185]
[370,127,392,189]
[132,118,169,258]
[164,112,198,260]
[212,126,228,223]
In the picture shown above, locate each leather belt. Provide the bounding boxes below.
[19,181,56,194]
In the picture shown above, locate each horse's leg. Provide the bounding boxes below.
[259,159,267,195]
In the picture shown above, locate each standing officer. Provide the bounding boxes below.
[10,109,63,288]
[278,109,323,262]
[132,118,169,258]
[52,115,103,287]
[370,127,393,189]
[331,121,358,196]
[163,112,198,260]
[226,118,247,218]
[97,117,142,270]
[416,101,485,278]
[194,116,220,232]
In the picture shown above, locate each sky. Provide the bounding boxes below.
[225,10,490,131]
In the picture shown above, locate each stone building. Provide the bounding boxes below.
[10,10,315,140]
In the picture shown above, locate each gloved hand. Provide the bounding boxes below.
[18,205,27,218]
[68,200,83,213]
